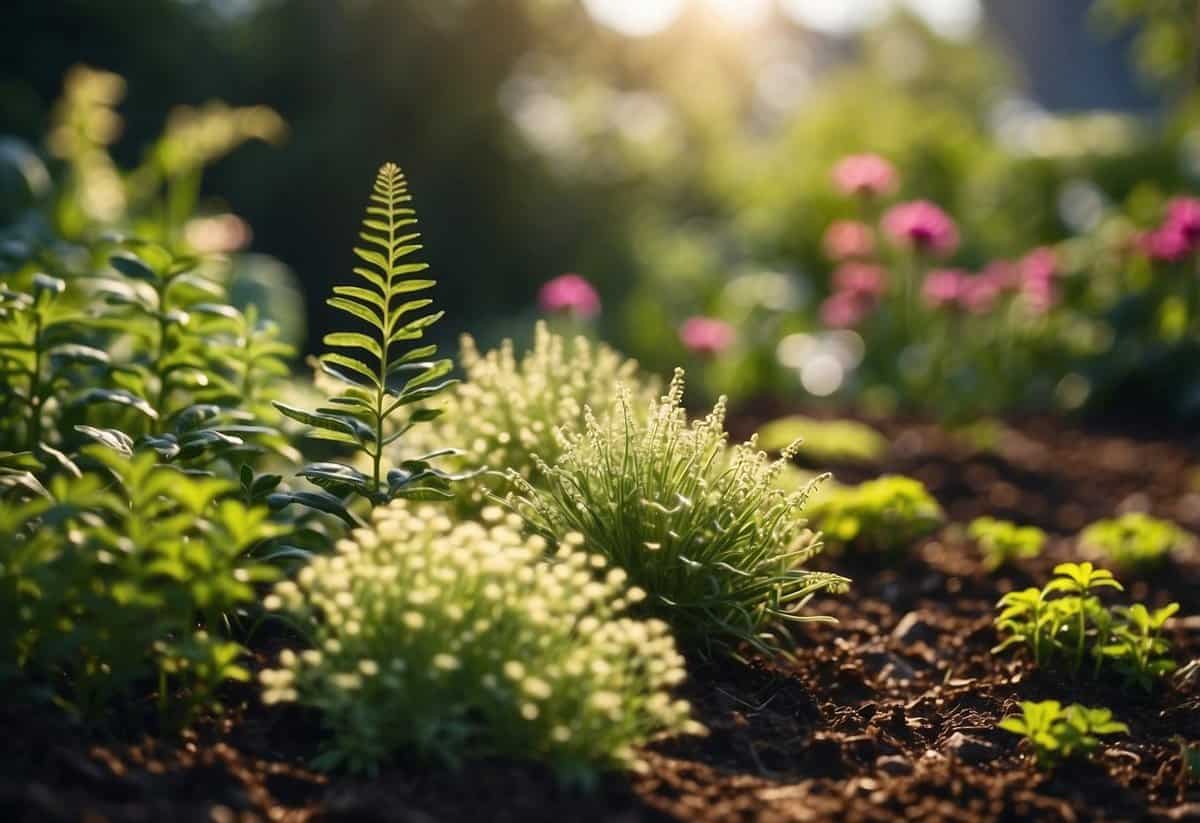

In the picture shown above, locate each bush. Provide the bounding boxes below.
[411,321,655,514]
[1078,512,1193,572]
[808,475,944,555]
[507,368,850,658]
[993,562,1181,690]
[260,502,703,782]
[968,517,1047,570]
[1,448,282,728]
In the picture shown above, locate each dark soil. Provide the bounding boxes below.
[4,416,1200,822]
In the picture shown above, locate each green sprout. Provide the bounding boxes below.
[999,700,1128,770]
[807,475,943,555]
[968,516,1046,570]
[1078,513,1193,573]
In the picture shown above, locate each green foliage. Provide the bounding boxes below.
[1078,512,1193,572]
[273,163,462,520]
[410,321,655,513]
[968,517,1047,570]
[261,502,703,782]
[808,475,944,554]
[999,700,1128,770]
[0,448,282,728]
[507,368,850,659]
[993,562,1180,689]
[756,416,888,465]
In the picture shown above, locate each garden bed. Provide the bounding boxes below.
[4,413,1198,823]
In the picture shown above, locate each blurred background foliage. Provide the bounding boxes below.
[3,0,1200,420]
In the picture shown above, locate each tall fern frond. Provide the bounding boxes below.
[273,163,463,516]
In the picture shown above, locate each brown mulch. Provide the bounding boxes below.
[3,415,1200,822]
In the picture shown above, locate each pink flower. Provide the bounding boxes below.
[820,291,873,328]
[538,273,600,318]
[679,316,736,357]
[822,220,875,260]
[921,268,968,309]
[882,200,959,258]
[980,259,1021,292]
[832,262,887,298]
[1140,226,1191,263]
[961,276,1003,315]
[1018,247,1058,285]
[831,154,899,198]
[1166,197,1200,245]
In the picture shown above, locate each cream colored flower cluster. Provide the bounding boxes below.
[508,368,851,658]
[260,502,703,777]
[405,321,655,513]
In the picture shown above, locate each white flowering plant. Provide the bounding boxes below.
[406,322,655,513]
[507,368,850,659]
[260,502,703,782]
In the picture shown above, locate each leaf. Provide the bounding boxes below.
[47,344,111,368]
[273,401,370,439]
[299,462,374,496]
[324,332,382,360]
[110,253,158,283]
[72,388,159,420]
[267,490,364,527]
[75,425,135,456]
[327,296,383,330]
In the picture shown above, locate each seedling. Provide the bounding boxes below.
[999,700,1128,769]
[994,563,1180,689]
[1078,513,1193,572]
[968,516,1046,570]
[808,475,944,554]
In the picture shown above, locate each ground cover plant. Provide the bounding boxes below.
[1078,511,1194,572]
[998,700,1129,770]
[260,502,703,781]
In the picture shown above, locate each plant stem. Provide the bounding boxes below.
[28,309,44,453]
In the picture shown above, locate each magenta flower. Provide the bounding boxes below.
[921,268,968,309]
[1166,197,1200,245]
[1018,247,1058,286]
[679,316,735,357]
[538,273,601,318]
[831,154,899,198]
[980,259,1021,292]
[1140,226,1191,264]
[819,291,872,328]
[822,219,875,261]
[961,276,1003,315]
[832,262,887,298]
[882,200,959,258]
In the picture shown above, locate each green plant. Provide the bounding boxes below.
[1099,602,1180,691]
[993,562,1180,689]
[807,475,944,554]
[407,321,655,514]
[756,416,888,465]
[260,502,704,783]
[272,163,462,520]
[1,448,282,728]
[999,700,1128,770]
[507,368,850,658]
[969,517,1047,570]
[1078,513,1193,572]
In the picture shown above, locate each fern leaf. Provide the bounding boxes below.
[274,162,458,510]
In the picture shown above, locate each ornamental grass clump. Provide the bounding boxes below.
[260,503,703,781]
[409,321,655,513]
[507,368,850,659]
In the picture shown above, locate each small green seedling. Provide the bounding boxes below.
[808,475,943,554]
[999,700,1128,769]
[969,517,1047,570]
[994,562,1180,689]
[1099,602,1180,691]
[1078,513,1193,572]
